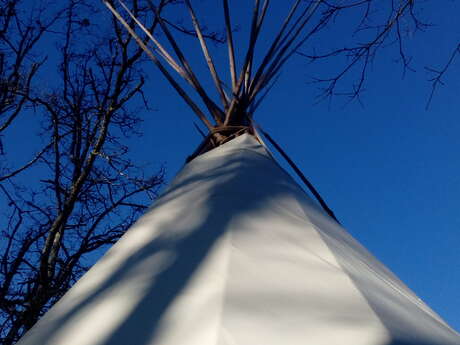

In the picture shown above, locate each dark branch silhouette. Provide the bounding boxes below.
[0,1,172,343]
[425,42,460,109]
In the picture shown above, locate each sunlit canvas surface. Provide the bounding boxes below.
[16,134,460,345]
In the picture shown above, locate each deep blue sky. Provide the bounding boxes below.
[123,1,460,331]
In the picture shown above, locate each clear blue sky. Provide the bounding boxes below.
[123,0,460,331]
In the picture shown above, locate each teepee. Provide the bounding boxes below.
[16,1,459,345]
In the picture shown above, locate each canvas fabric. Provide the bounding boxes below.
[16,134,460,345]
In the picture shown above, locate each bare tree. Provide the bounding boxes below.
[0,0,64,156]
[285,0,429,104]
[0,1,173,343]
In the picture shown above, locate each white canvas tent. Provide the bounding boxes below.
[16,134,460,345]
[16,1,460,344]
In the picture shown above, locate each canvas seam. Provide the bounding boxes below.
[309,221,454,331]
[260,134,455,332]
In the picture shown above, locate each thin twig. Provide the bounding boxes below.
[426,43,460,109]
[0,143,53,182]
